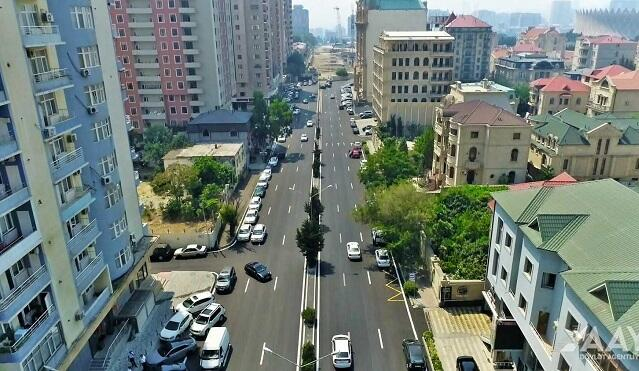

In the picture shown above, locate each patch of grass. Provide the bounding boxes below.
[403,280,418,297]
[423,330,443,371]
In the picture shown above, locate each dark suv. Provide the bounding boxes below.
[402,339,426,370]
[456,356,479,371]
[150,243,174,262]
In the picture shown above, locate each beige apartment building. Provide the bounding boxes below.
[529,109,639,183]
[587,69,639,117]
[528,75,590,115]
[444,14,494,83]
[432,101,532,186]
[572,35,637,70]
[517,27,566,58]
[448,79,516,112]
[371,31,454,124]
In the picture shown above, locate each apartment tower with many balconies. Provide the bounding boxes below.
[0,1,151,370]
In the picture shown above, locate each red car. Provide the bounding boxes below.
[349,148,362,158]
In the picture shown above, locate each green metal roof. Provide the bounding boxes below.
[365,0,426,10]
[493,179,639,352]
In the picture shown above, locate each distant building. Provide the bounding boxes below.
[587,69,639,116]
[348,14,356,39]
[186,110,253,159]
[529,109,639,183]
[427,9,450,31]
[164,143,246,179]
[494,55,565,87]
[575,9,639,40]
[432,101,532,186]
[293,5,310,36]
[549,0,573,27]
[581,64,630,85]
[448,79,517,112]
[528,76,590,115]
[517,27,566,58]
[509,12,543,30]
[572,35,637,70]
[371,31,454,123]
[610,0,639,10]
[444,14,495,83]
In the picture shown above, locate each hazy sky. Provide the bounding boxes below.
[293,0,608,29]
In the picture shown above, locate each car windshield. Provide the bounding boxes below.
[256,264,267,272]
[336,352,350,359]
[182,298,194,308]
[379,251,389,259]
[201,349,220,360]
[195,315,209,325]
[217,275,229,283]
[165,320,180,331]
[157,341,174,357]
[240,226,250,233]
[254,229,264,235]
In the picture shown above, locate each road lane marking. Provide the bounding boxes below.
[360,232,363,242]
[347,166,350,172]
[244,279,250,294]
[367,271,372,285]
[345,153,347,157]
[290,183,296,191]
[296,166,299,172]
[343,273,346,287]
[268,206,271,215]
[288,205,291,214]
[333,152,335,158]
[282,235,286,246]
[260,342,266,365]
[335,183,338,189]
[275,184,278,192]
[378,329,384,349]
[333,165,336,172]
[343,142,346,146]
[337,204,340,213]
[274,276,278,291]
[296,260,308,368]
[350,182,353,190]
[393,254,419,339]
[354,203,357,209]
[339,233,342,243]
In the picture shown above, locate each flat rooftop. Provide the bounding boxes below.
[164,143,244,160]
[380,31,454,41]
[452,80,514,93]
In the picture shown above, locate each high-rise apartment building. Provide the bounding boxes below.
[110,0,236,131]
[549,0,572,27]
[0,1,150,370]
[292,4,309,36]
[572,35,637,70]
[444,14,494,83]
[610,0,639,10]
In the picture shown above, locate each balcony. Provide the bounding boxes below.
[138,88,163,95]
[187,88,203,94]
[60,187,94,222]
[132,49,158,56]
[126,7,152,14]
[0,305,59,362]
[134,62,160,69]
[189,100,205,107]
[128,21,154,28]
[529,321,553,356]
[587,101,611,113]
[0,265,49,321]
[0,182,30,219]
[20,25,63,47]
[466,160,480,170]
[50,148,88,183]
[180,21,197,28]
[179,7,196,13]
[32,68,73,96]
[141,112,166,120]
[186,75,202,81]
[0,89,8,106]
[0,133,19,161]
[42,110,80,137]
[83,288,112,326]
[140,101,164,108]
[181,35,198,42]
[183,49,199,55]
[137,75,161,82]
[433,144,442,157]
[130,35,155,42]
[67,220,101,257]
[75,252,107,293]
[184,62,201,69]
[434,121,443,135]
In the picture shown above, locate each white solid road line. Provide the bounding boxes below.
[274,276,278,291]
[333,153,335,158]
[339,233,342,243]
[347,166,350,172]
[360,232,363,242]
[392,254,419,339]
[378,329,384,349]
[288,205,291,214]
[335,183,338,189]
[333,166,336,172]
[282,235,286,246]
[367,271,372,285]
[267,206,271,215]
[275,184,278,192]
[350,182,353,190]
[296,166,299,172]
[337,204,340,213]
[296,259,308,370]
[342,273,346,287]
[260,342,266,365]
[244,279,250,294]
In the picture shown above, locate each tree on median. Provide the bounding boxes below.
[296,219,324,265]
[304,187,325,222]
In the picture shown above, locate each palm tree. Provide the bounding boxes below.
[219,203,239,235]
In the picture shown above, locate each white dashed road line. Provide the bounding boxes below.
[268,206,271,215]
[274,276,278,291]
[342,273,346,287]
[275,184,278,192]
[288,205,291,214]
[360,232,364,242]
[282,235,286,246]
[339,233,342,243]
[350,182,353,190]
[244,279,250,294]
[337,204,340,213]
[260,342,266,365]
[367,271,372,285]
[347,166,350,172]
[378,329,384,349]
[296,166,299,172]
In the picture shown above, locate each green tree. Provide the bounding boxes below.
[268,99,293,138]
[410,127,434,171]
[335,68,348,77]
[220,203,239,235]
[286,52,306,78]
[192,157,236,186]
[538,165,555,180]
[142,126,191,168]
[304,187,325,222]
[301,342,316,371]
[150,164,199,202]
[296,219,324,264]
[251,91,269,146]
[359,139,418,188]
[199,184,223,220]
[497,33,516,46]
[514,84,530,116]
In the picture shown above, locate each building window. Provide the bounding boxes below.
[392,58,396,66]
[576,98,581,105]
[604,138,610,155]
[600,158,606,175]
[558,355,570,371]
[175,55,182,63]
[0,214,15,235]
[565,312,579,332]
[413,71,419,80]
[495,218,503,245]
[470,131,479,139]
[513,132,521,140]
[112,215,129,240]
[500,267,507,281]
[450,144,456,157]
[518,294,528,315]
[468,147,477,161]
[523,257,533,278]
[510,148,519,162]
[504,233,512,248]
[115,246,132,268]
[541,272,556,289]
[78,46,100,69]
[448,166,455,179]
[592,158,599,176]
[563,159,569,170]
[99,151,118,175]
[71,6,94,29]
[181,106,188,114]
[92,119,112,142]
[105,183,123,208]
[412,85,418,93]
[636,158,639,170]
[491,250,500,276]
[21,324,63,371]
[596,138,602,154]
[549,98,555,105]
[85,83,106,106]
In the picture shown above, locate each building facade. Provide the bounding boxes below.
[529,109,639,183]
[517,27,566,59]
[587,69,639,116]
[0,1,150,370]
[354,0,428,102]
[292,4,309,36]
[572,35,637,70]
[444,14,494,83]
[549,0,573,28]
[448,79,516,112]
[486,179,639,371]
[109,0,236,131]
[575,8,639,41]
[432,101,531,187]
[371,31,454,123]
[163,143,246,179]
[494,55,565,87]
[528,76,590,115]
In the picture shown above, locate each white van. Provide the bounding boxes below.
[200,327,231,370]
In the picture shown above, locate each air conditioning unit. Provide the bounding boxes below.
[101,175,112,185]
[42,126,57,138]
[46,12,55,23]
[80,68,90,78]
[66,134,77,143]
[87,106,97,115]
[41,12,54,23]
[74,310,84,321]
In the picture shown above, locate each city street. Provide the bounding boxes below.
[149,80,425,370]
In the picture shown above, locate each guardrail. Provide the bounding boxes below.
[0,265,46,311]
[0,305,55,353]
[102,319,130,368]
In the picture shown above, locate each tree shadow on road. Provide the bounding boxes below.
[317,260,335,277]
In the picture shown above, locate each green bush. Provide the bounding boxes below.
[423,331,443,371]
[162,199,182,221]
[301,307,316,326]
[301,342,316,371]
[403,280,418,297]
[335,68,348,77]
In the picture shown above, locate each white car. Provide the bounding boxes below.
[346,242,362,260]
[174,244,207,259]
[237,224,252,242]
[301,134,309,142]
[249,196,262,210]
[262,168,272,179]
[259,172,270,182]
[268,156,279,167]
[375,249,391,268]
[306,120,314,127]
[189,303,226,337]
[251,224,267,243]
[175,291,215,314]
[277,135,286,143]
[354,141,362,148]
[257,180,268,189]
[364,128,372,135]
[293,108,301,115]
[349,117,355,123]
[331,334,352,368]
[160,310,193,341]
[244,209,259,224]
[302,99,309,104]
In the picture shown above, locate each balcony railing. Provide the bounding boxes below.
[61,186,89,207]
[69,219,97,242]
[0,233,26,256]
[43,109,74,127]
[0,182,26,203]
[529,321,553,355]
[75,252,104,287]
[0,266,46,312]
[32,68,69,84]
[21,25,59,37]
[0,305,55,353]
[51,148,83,170]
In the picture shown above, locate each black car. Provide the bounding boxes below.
[150,243,174,262]
[254,185,266,197]
[456,356,479,371]
[352,127,360,134]
[244,262,272,282]
[402,339,427,370]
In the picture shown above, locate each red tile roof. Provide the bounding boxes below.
[521,27,559,40]
[584,35,635,44]
[445,15,491,28]
[492,47,510,59]
[587,65,631,80]
[530,76,590,93]
[610,70,639,90]
[513,43,543,53]
[443,100,527,126]
[507,172,577,191]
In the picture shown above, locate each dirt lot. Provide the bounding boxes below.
[312,45,353,79]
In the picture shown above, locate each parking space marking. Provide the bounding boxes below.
[274,276,278,291]
[288,205,291,214]
[343,273,346,287]
[339,233,342,243]
[244,279,250,294]
[360,232,363,242]
[378,329,384,349]
[337,204,340,213]
[367,271,372,285]
[385,271,404,302]
[260,342,266,365]
[267,206,271,215]
[282,235,286,246]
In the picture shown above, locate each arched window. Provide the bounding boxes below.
[203,129,210,137]
[421,98,427,102]
[422,43,428,51]
[507,171,516,184]
[510,148,519,162]
[413,71,419,80]
[422,71,428,80]
[414,58,420,66]
[413,85,418,93]
[469,147,477,161]
[412,98,418,102]
[422,85,428,93]
[423,57,429,66]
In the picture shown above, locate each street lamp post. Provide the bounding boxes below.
[263,346,337,368]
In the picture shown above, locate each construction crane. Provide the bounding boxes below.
[335,6,342,41]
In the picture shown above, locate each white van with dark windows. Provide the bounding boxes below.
[200,327,231,370]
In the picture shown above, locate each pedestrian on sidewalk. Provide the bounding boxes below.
[128,350,137,368]
[140,353,148,371]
